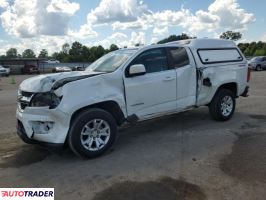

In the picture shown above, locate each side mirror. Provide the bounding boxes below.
[128,64,146,77]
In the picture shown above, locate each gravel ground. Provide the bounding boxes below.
[0,72,265,200]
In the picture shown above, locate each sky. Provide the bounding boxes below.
[0,0,265,56]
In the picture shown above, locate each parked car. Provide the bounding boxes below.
[52,66,72,73]
[73,66,85,71]
[16,39,250,158]
[0,65,10,77]
[21,65,40,74]
[45,59,60,64]
[248,56,266,71]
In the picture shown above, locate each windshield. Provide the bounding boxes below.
[86,50,136,73]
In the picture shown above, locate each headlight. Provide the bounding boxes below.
[30,92,62,109]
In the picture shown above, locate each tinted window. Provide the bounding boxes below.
[198,48,243,64]
[131,48,168,73]
[167,47,189,68]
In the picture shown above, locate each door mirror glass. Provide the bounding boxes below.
[128,64,146,77]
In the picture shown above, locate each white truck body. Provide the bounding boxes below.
[16,39,249,157]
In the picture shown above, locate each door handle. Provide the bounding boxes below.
[163,77,175,82]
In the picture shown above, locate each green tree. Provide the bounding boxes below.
[109,44,119,52]
[90,45,105,60]
[243,42,258,56]
[22,49,36,58]
[6,48,17,58]
[254,49,266,56]
[238,43,249,54]
[69,41,83,62]
[220,31,242,41]
[38,49,48,58]
[82,46,91,62]
[55,52,69,63]
[62,43,70,54]
[52,52,59,59]
[157,33,194,44]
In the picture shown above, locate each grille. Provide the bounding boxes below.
[19,101,30,110]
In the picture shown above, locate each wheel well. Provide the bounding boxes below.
[70,101,126,126]
[217,82,238,97]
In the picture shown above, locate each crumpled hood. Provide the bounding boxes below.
[19,71,103,93]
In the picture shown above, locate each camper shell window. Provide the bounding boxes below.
[197,48,243,64]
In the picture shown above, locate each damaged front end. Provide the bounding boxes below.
[16,90,69,145]
[16,71,103,146]
[17,90,62,111]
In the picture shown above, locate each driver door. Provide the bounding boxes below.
[123,48,177,119]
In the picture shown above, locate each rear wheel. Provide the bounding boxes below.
[209,89,236,121]
[68,108,117,158]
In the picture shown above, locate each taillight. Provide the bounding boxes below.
[247,68,251,82]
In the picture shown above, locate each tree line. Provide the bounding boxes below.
[0,31,265,62]
[0,42,119,63]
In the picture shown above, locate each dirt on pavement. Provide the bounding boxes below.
[220,131,266,184]
[92,177,206,200]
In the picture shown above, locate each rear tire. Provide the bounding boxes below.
[209,89,236,121]
[68,108,117,159]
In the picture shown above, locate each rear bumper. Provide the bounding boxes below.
[240,86,249,97]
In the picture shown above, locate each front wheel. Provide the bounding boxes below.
[209,89,236,121]
[68,108,117,158]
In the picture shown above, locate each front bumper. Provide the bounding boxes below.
[17,120,64,149]
[0,72,8,76]
[16,107,70,145]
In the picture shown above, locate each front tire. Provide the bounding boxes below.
[209,89,236,121]
[68,108,117,158]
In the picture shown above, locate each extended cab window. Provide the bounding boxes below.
[167,47,189,68]
[131,48,168,73]
[198,48,243,64]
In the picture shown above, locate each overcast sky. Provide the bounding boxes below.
[0,0,265,55]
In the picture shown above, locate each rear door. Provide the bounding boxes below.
[124,48,177,119]
[166,47,197,110]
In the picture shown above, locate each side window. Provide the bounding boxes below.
[131,48,168,73]
[198,48,243,64]
[167,47,190,68]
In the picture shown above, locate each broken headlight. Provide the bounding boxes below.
[30,92,62,109]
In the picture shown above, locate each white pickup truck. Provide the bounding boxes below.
[16,39,250,158]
